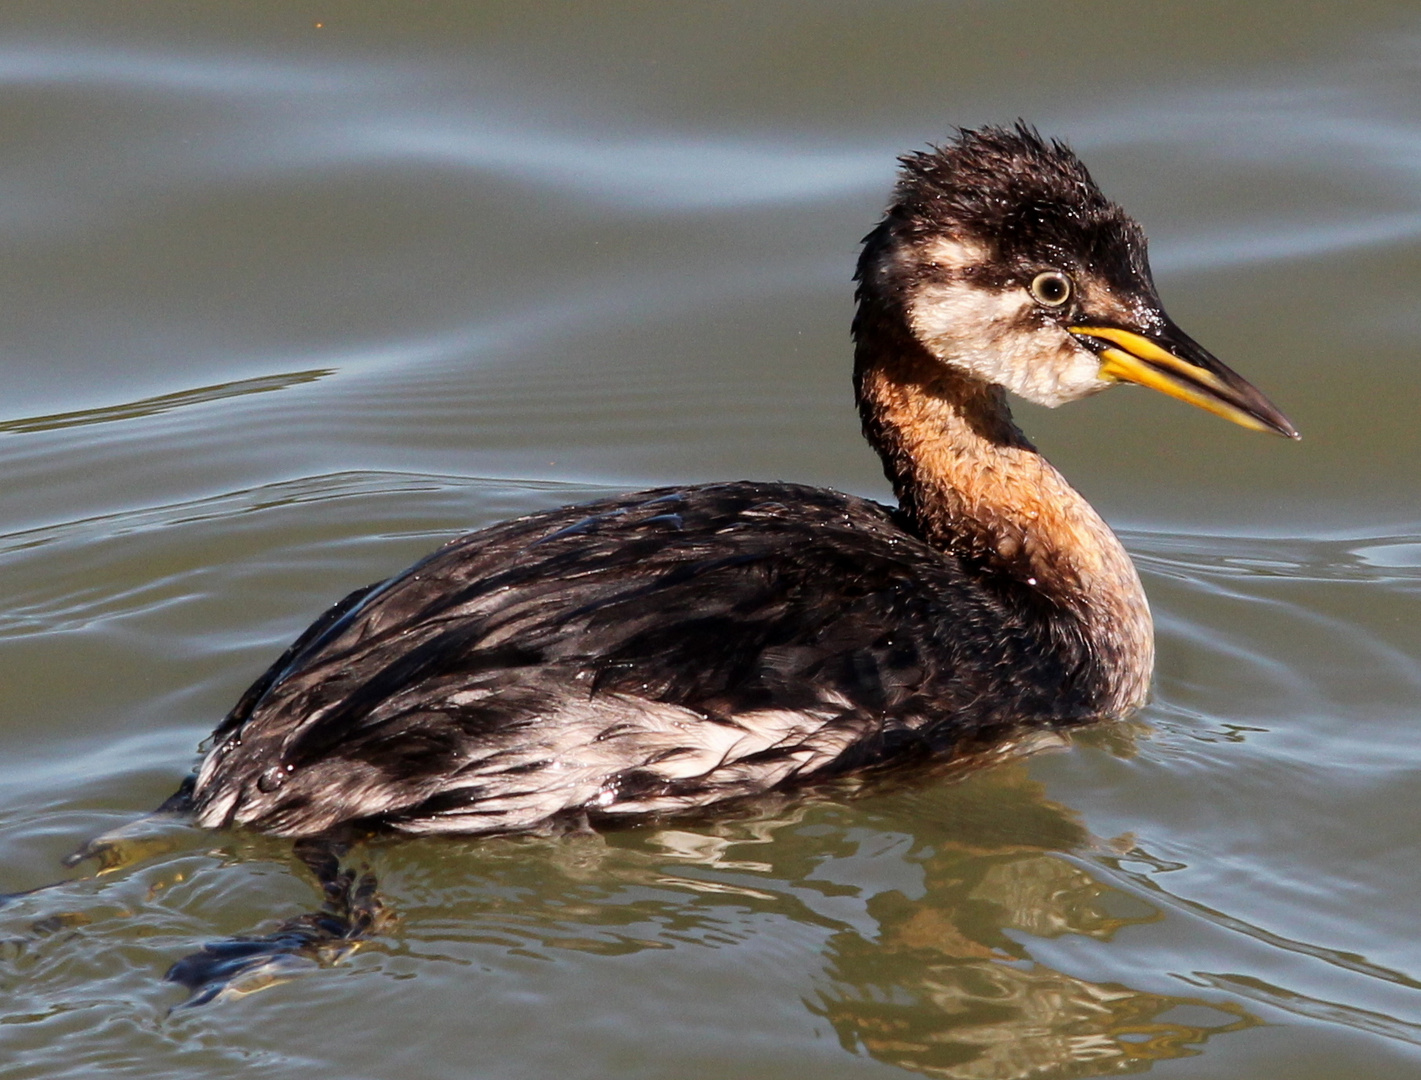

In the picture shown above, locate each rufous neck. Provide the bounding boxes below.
[853,325,1154,714]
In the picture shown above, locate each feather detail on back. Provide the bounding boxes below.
[193,482,1095,836]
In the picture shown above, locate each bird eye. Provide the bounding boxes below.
[1029,271,1072,307]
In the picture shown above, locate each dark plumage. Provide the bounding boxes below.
[186,124,1295,840]
[892,125,1150,273]
[194,483,1092,836]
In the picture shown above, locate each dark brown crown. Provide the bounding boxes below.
[858,123,1156,302]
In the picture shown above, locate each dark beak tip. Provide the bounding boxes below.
[1260,417,1300,440]
[1265,410,1300,441]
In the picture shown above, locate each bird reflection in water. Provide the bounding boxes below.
[805,753,1258,1077]
[368,757,1258,1079]
[809,831,1256,1076]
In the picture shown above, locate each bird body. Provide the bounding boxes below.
[194,482,1105,836]
[188,125,1295,839]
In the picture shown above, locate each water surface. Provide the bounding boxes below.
[1,4,1419,1078]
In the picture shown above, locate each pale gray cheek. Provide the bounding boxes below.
[908,284,1033,364]
[1012,349,1111,408]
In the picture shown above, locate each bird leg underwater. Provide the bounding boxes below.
[164,832,390,1009]
[3,783,388,1010]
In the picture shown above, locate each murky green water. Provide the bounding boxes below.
[2,3,1420,1077]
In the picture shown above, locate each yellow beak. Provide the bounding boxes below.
[1069,324,1298,439]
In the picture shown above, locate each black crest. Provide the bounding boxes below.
[869,122,1152,287]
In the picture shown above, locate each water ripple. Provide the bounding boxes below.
[0,370,331,436]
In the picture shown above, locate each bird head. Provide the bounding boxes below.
[856,123,1297,438]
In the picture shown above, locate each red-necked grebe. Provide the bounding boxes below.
[187,124,1296,839]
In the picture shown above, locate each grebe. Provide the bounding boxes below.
[185,124,1296,840]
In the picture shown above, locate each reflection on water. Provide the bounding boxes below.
[818,954,1252,1079]
[0,761,1263,1080]
[2,2,1421,1077]
[2,472,1420,1077]
[0,370,332,435]
[804,772,1256,1079]
[465,806,1262,1080]
[1101,846,1421,1050]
